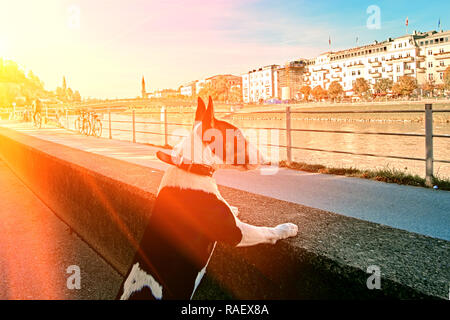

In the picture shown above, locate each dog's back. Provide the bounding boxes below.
[117,171,242,300]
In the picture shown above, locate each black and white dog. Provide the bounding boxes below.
[117,97,298,300]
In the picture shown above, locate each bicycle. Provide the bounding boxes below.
[91,113,102,138]
[81,113,91,136]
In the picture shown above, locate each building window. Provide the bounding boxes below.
[397,65,401,72]
[439,48,444,53]
[440,73,444,80]
[429,74,434,80]
[440,61,445,66]
[428,62,433,68]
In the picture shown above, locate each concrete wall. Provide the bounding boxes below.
[0,127,448,300]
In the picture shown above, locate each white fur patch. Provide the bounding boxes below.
[158,166,221,196]
[190,242,217,300]
[120,262,163,300]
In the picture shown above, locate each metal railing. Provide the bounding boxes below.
[5,103,450,186]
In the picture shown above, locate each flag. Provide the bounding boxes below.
[356,36,359,44]
[438,18,441,30]
[329,36,331,46]
[405,17,409,27]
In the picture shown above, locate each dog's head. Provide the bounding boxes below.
[160,97,264,171]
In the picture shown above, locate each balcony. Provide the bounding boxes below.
[417,67,425,73]
[416,55,425,62]
[371,61,381,67]
[394,56,414,63]
[370,73,382,78]
[331,66,342,72]
[348,63,364,68]
[404,69,414,75]
[434,51,450,60]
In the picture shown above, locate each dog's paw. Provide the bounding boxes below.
[229,206,239,217]
[275,223,298,239]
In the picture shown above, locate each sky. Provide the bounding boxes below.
[0,0,448,98]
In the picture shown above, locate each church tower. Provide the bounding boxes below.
[141,76,147,99]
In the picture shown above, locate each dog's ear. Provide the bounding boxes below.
[195,97,206,122]
[202,96,214,128]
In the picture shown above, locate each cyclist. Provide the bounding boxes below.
[32,98,42,125]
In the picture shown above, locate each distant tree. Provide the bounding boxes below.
[56,86,67,102]
[67,87,74,101]
[73,90,81,102]
[373,78,393,95]
[299,85,312,101]
[435,83,445,96]
[228,86,242,103]
[352,78,370,99]
[394,75,417,97]
[444,66,450,91]
[327,81,344,102]
[421,80,435,97]
[311,85,327,101]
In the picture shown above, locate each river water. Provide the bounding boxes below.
[66,111,450,179]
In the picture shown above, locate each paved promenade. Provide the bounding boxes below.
[0,158,121,299]
[1,121,449,241]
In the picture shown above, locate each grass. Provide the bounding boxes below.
[279,160,450,191]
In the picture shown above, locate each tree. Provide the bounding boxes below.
[327,81,344,102]
[311,85,327,101]
[393,75,417,97]
[228,86,242,103]
[73,90,81,102]
[352,78,370,99]
[421,80,435,97]
[299,85,312,101]
[373,78,393,96]
[444,66,450,91]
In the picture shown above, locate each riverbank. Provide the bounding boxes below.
[279,160,450,191]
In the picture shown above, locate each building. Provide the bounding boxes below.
[147,89,179,98]
[276,60,307,100]
[302,29,450,96]
[194,74,242,95]
[242,65,279,103]
[180,81,197,96]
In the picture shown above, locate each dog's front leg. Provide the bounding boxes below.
[235,219,298,247]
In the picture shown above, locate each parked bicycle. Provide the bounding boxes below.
[75,110,102,137]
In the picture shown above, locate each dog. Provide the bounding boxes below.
[116,97,298,300]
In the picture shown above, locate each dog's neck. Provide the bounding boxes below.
[157,165,220,197]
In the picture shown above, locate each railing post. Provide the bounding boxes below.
[132,109,136,143]
[425,103,433,187]
[164,107,168,146]
[108,110,112,139]
[286,106,292,165]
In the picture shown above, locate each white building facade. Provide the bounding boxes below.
[242,65,279,103]
[303,30,450,95]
